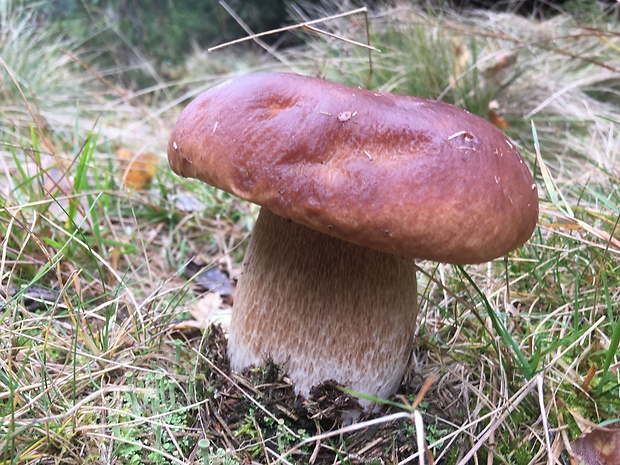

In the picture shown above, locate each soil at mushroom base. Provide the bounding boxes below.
[197,323,464,463]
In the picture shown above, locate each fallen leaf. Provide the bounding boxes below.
[189,292,230,328]
[172,193,207,212]
[0,285,60,311]
[116,148,158,189]
[183,261,234,297]
[168,292,229,336]
[571,427,620,465]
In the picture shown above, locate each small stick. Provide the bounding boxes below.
[208,7,371,52]
[504,255,510,307]
[301,24,380,52]
[410,375,436,411]
[363,7,373,89]
[211,5,378,90]
[219,0,294,69]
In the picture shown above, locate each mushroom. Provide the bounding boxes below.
[167,72,538,411]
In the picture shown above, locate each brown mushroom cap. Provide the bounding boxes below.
[168,72,538,264]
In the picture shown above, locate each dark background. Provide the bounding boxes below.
[36,0,618,84]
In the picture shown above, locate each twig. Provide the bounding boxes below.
[208,7,371,52]
[211,4,378,89]
[301,24,380,52]
[218,0,296,70]
[410,374,436,410]
[362,7,374,89]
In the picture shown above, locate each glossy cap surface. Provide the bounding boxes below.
[168,72,538,264]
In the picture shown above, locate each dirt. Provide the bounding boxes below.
[195,324,467,464]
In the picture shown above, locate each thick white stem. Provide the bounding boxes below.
[228,208,418,410]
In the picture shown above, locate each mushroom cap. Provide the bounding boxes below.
[168,72,538,264]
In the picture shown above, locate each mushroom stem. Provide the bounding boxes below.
[228,208,418,410]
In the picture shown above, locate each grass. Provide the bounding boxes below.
[2,0,620,464]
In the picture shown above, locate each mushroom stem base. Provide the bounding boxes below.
[228,208,418,410]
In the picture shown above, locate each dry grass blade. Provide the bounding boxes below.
[0,56,56,155]
[300,23,380,52]
[207,7,371,52]
[60,49,166,131]
[217,0,298,71]
[536,374,553,462]
[301,412,414,444]
[455,378,538,465]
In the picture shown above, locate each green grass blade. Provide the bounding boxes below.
[458,265,534,378]
[531,120,574,217]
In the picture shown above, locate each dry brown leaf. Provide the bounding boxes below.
[189,292,225,327]
[169,293,229,336]
[183,261,234,297]
[116,148,158,189]
[571,427,620,465]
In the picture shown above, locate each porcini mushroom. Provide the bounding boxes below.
[168,72,538,411]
